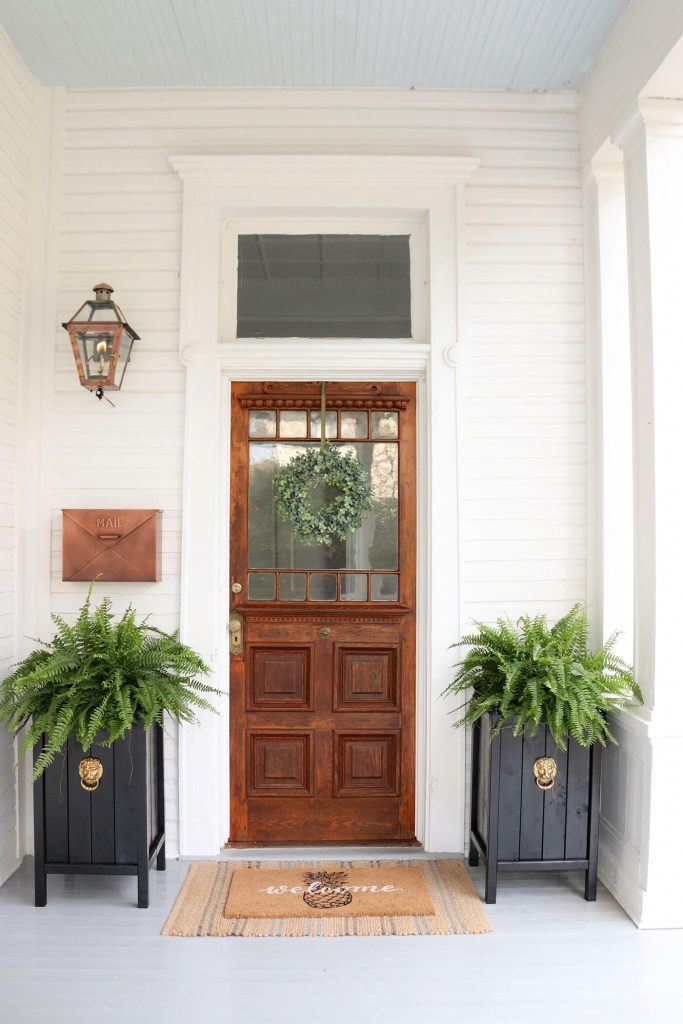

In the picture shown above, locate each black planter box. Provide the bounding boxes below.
[33,721,165,908]
[469,712,601,904]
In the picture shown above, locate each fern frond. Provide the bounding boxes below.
[0,590,223,779]
[443,604,640,749]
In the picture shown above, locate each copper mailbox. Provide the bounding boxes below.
[62,509,162,582]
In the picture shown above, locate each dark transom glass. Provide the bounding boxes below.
[237,234,411,339]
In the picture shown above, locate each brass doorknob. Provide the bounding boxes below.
[229,613,244,655]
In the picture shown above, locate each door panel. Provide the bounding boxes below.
[247,646,313,710]
[333,645,400,712]
[229,381,416,844]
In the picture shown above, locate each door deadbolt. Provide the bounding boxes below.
[231,582,242,594]
[229,612,244,655]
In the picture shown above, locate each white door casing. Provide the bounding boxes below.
[171,155,479,855]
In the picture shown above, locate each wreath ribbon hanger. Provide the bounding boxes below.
[319,380,327,450]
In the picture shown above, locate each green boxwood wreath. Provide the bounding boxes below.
[273,445,373,546]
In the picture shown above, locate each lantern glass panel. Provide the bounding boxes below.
[114,328,135,388]
[86,302,120,323]
[73,328,118,385]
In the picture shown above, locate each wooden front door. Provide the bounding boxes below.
[229,381,416,844]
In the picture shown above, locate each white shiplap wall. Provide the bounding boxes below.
[49,88,585,855]
[0,28,33,885]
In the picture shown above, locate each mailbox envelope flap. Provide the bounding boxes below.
[62,509,158,544]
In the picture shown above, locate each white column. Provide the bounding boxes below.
[590,157,634,660]
[616,99,683,927]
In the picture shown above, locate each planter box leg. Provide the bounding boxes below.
[154,723,165,872]
[136,725,150,907]
[34,864,47,907]
[137,864,149,909]
[484,857,497,904]
[468,838,479,867]
[584,743,602,902]
[33,747,47,906]
[484,724,501,904]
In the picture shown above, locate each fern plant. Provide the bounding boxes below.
[0,591,222,780]
[444,604,641,749]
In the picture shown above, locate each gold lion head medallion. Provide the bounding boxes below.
[78,756,104,792]
[533,756,557,791]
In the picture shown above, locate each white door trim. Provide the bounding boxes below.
[171,154,479,855]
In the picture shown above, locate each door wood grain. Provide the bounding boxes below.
[229,381,416,844]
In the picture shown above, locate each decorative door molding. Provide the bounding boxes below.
[171,152,478,857]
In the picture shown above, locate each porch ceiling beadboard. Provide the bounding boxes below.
[579,0,683,166]
[46,87,586,857]
[0,27,34,885]
[0,0,629,91]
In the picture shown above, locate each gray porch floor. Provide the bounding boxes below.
[0,854,681,1024]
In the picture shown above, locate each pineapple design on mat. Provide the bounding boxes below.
[302,871,353,910]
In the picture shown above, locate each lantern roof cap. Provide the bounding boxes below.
[93,282,114,294]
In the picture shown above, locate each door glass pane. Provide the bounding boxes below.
[279,573,306,601]
[310,411,338,439]
[279,410,308,438]
[248,572,276,600]
[371,410,399,438]
[340,411,368,438]
[371,574,399,602]
[248,441,398,572]
[340,574,368,602]
[249,409,276,438]
[310,573,337,601]
[237,234,412,338]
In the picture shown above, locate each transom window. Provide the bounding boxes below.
[236,233,411,339]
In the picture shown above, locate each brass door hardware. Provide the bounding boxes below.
[318,626,332,639]
[229,612,244,655]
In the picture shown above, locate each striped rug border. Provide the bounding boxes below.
[161,859,493,937]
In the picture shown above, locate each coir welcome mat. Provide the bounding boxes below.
[162,859,493,937]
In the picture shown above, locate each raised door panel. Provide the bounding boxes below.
[333,644,400,711]
[248,732,314,797]
[334,731,400,797]
[248,645,312,710]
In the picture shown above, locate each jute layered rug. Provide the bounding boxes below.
[162,859,493,937]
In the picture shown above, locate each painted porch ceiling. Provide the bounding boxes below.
[0,0,629,91]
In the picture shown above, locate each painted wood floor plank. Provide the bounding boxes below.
[0,856,681,1024]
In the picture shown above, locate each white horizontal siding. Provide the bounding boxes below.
[52,88,585,854]
[461,138,585,626]
[0,27,33,886]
